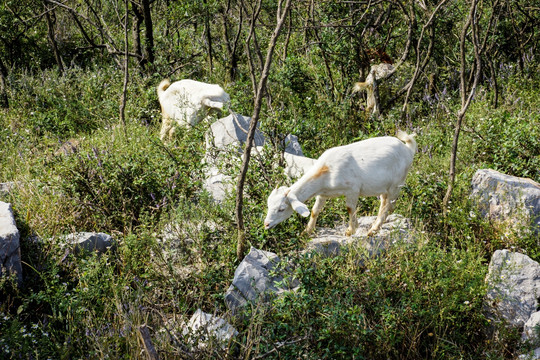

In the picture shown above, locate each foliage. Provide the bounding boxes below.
[249,239,503,359]
[1,0,540,359]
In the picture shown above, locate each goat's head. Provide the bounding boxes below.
[264,186,310,230]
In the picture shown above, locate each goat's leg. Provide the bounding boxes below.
[367,194,389,236]
[345,195,359,236]
[160,116,173,141]
[367,189,399,236]
[304,196,326,235]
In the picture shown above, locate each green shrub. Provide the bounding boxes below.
[49,124,203,232]
[249,238,512,359]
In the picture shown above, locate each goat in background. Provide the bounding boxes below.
[157,79,230,141]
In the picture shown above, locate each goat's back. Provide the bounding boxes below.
[311,136,415,197]
[160,79,228,105]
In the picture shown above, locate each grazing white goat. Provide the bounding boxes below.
[264,131,416,236]
[157,79,230,141]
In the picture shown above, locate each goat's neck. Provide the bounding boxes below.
[289,177,321,203]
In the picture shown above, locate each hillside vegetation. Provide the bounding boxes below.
[1,0,539,359]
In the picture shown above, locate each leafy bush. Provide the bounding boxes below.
[49,125,203,232]
[250,238,512,359]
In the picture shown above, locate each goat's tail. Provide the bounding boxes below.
[157,79,171,96]
[396,130,417,154]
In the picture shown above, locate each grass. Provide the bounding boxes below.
[1,62,539,359]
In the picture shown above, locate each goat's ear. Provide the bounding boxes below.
[291,200,310,217]
[287,193,310,217]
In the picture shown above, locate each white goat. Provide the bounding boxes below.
[157,79,230,141]
[264,131,416,236]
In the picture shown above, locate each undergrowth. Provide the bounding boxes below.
[0,63,539,359]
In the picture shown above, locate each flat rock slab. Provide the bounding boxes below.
[471,169,540,234]
[306,214,412,258]
[0,201,22,285]
[485,249,540,328]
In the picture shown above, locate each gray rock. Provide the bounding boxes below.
[523,311,540,342]
[0,202,23,285]
[305,214,412,258]
[203,113,305,202]
[471,169,540,234]
[485,250,540,328]
[202,169,233,203]
[63,232,114,255]
[182,309,238,349]
[0,182,15,196]
[519,348,540,360]
[205,113,265,152]
[225,247,299,314]
[281,134,304,156]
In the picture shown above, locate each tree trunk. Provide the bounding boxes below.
[442,0,482,210]
[119,0,129,133]
[235,0,292,260]
[141,0,154,65]
[44,1,64,73]
[0,57,9,109]
[204,0,214,74]
[131,1,144,65]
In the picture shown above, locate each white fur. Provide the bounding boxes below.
[157,79,230,141]
[264,131,417,236]
[252,146,316,179]
[283,152,317,179]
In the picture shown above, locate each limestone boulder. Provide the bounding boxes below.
[182,309,238,349]
[205,113,303,156]
[225,247,299,314]
[205,113,265,153]
[519,348,540,360]
[471,169,540,234]
[203,113,304,202]
[523,311,540,342]
[485,250,540,328]
[0,201,22,285]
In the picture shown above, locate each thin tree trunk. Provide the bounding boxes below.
[141,0,154,65]
[235,0,292,260]
[44,1,64,73]
[401,0,449,114]
[119,0,129,134]
[443,0,482,210]
[204,0,214,74]
[0,57,8,109]
[131,1,143,64]
[221,2,242,81]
